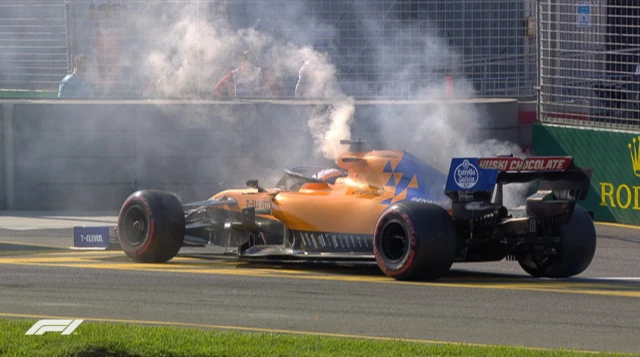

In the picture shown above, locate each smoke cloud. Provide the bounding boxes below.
[127,0,529,206]
[347,9,530,208]
[1,0,530,209]
[128,1,356,163]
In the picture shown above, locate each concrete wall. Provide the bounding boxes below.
[0,98,518,210]
[518,100,537,150]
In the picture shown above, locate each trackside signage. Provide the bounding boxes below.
[532,123,640,225]
[73,226,109,249]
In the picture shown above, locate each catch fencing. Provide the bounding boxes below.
[538,0,640,128]
[223,0,538,99]
[0,1,69,93]
[0,0,537,99]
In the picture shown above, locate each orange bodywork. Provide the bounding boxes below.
[209,150,451,235]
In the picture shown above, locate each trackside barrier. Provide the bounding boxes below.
[0,98,518,210]
[532,123,640,226]
[72,226,110,250]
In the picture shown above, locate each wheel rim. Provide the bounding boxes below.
[122,205,149,246]
[380,220,409,263]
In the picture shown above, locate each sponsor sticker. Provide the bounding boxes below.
[409,197,450,206]
[478,157,571,172]
[245,199,271,209]
[454,159,479,189]
[410,197,438,204]
[457,191,474,201]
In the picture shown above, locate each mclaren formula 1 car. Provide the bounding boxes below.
[116,140,596,281]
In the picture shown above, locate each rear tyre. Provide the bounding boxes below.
[518,205,596,278]
[373,201,457,281]
[117,190,185,263]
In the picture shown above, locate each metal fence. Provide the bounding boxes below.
[538,0,640,127]
[0,0,537,100]
[0,0,69,93]
[224,0,538,99]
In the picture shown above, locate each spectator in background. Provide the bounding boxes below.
[89,0,127,95]
[295,41,338,98]
[58,55,93,98]
[214,50,282,98]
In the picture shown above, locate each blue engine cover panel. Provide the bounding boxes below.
[378,151,451,206]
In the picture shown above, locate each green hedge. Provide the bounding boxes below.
[532,123,640,225]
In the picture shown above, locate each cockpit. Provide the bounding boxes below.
[275,166,348,192]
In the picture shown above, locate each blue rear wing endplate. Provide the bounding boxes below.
[445,158,499,193]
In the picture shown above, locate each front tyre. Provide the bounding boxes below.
[117,190,185,263]
[518,205,596,278]
[373,201,457,281]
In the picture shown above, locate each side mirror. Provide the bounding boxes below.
[246,179,265,192]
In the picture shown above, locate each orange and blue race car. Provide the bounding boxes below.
[116,140,597,281]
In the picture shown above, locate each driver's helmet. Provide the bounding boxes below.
[312,168,346,184]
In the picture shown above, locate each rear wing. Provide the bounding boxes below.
[444,156,593,204]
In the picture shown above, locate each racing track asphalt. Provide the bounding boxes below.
[0,222,639,354]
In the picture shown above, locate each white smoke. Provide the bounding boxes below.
[128,1,528,205]
[131,2,355,162]
[352,12,531,208]
[306,97,356,159]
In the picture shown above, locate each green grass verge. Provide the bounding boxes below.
[0,318,637,357]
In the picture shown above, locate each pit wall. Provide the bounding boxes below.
[0,99,518,211]
[532,123,640,225]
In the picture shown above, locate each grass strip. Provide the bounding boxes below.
[0,318,638,357]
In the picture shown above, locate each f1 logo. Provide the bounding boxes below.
[25,319,84,335]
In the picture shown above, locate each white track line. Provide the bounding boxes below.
[584,277,640,281]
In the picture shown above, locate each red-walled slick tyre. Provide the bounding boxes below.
[373,201,457,281]
[117,190,185,263]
